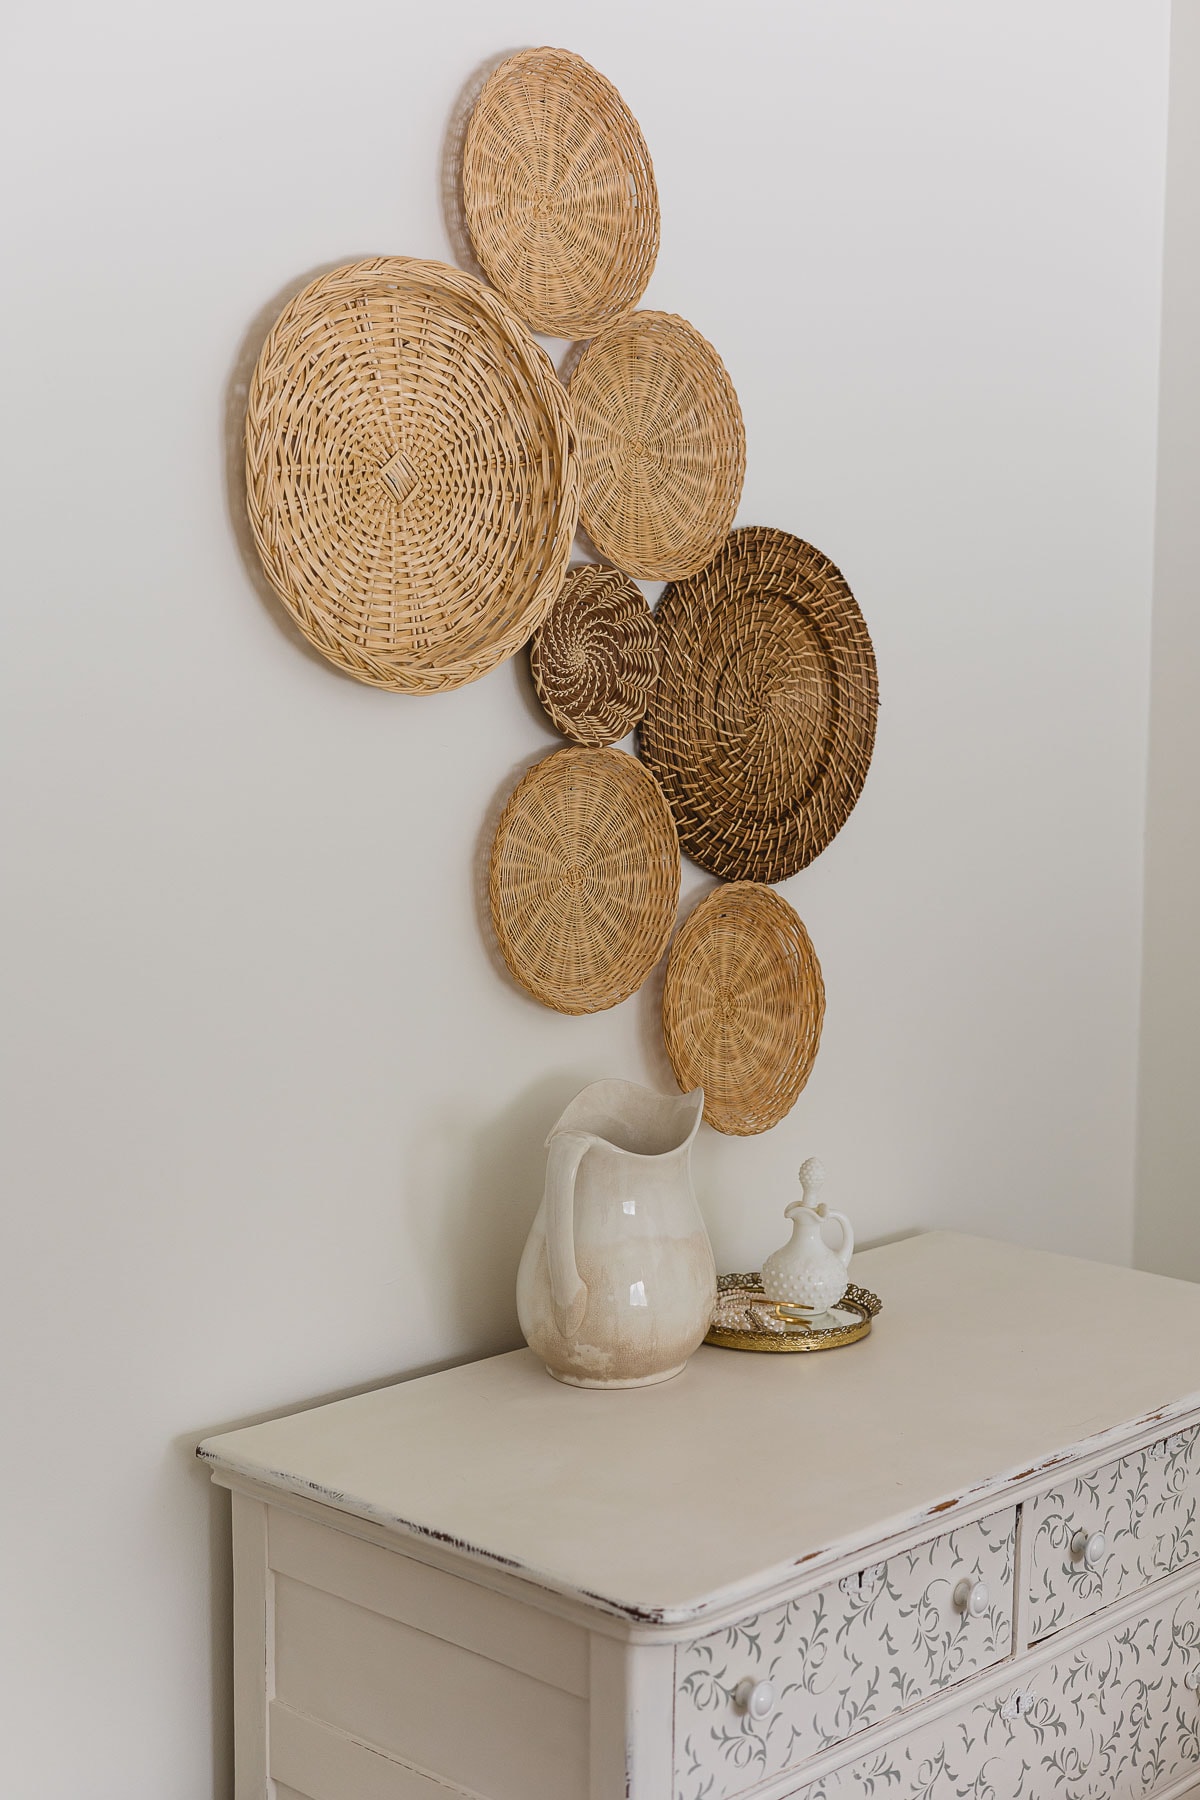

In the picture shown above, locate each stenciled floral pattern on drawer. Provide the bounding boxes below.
[1028,1425,1200,1642]
[798,1581,1200,1800]
[673,1509,1016,1800]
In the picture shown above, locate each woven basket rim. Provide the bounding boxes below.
[569,310,746,582]
[662,880,825,1136]
[489,745,680,1014]
[245,255,579,694]
[462,46,660,339]
[640,525,878,880]
[530,564,659,746]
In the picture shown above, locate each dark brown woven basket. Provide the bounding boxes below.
[640,527,878,882]
[530,566,659,746]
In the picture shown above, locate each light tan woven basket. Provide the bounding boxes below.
[640,527,878,882]
[662,883,825,1136]
[568,312,746,581]
[489,747,680,1014]
[462,47,660,340]
[245,257,579,694]
[530,566,659,746]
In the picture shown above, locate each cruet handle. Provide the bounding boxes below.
[544,1132,591,1340]
[824,1209,855,1269]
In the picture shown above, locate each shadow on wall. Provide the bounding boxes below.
[473,749,562,987]
[405,1069,597,1344]
[184,1067,598,1799]
[635,922,683,1094]
[440,49,523,280]
[183,1344,483,1800]
[183,1058,600,1792]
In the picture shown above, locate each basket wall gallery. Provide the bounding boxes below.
[243,46,879,1140]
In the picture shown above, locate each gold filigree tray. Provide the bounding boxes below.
[706,1273,881,1353]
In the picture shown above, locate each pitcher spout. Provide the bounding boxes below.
[548,1078,705,1158]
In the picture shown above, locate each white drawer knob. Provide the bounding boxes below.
[1184,1666,1200,1693]
[734,1677,776,1721]
[953,1578,990,1617]
[1071,1529,1108,1570]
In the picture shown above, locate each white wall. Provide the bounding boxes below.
[0,2,1168,1794]
[1137,0,1200,1281]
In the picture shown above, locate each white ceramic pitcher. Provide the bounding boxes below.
[517,1080,716,1388]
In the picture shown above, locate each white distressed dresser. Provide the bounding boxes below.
[199,1232,1200,1800]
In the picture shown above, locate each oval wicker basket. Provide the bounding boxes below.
[640,527,878,882]
[489,747,680,1014]
[245,257,579,694]
[568,312,746,581]
[662,882,825,1137]
[530,566,659,746]
[463,47,660,339]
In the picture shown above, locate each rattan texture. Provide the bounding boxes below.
[245,257,579,694]
[662,882,825,1136]
[640,527,878,882]
[462,48,660,340]
[489,747,680,1014]
[530,566,659,746]
[568,312,746,581]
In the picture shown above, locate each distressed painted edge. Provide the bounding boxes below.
[199,1394,1200,1631]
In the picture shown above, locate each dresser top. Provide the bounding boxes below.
[199,1232,1200,1625]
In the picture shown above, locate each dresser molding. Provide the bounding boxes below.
[231,1494,271,1800]
[1106,1777,1199,1800]
[211,1396,1200,1650]
[201,1234,1200,1800]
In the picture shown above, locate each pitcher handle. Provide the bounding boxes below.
[825,1209,855,1269]
[545,1132,591,1340]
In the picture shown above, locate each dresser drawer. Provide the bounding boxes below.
[1027,1423,1200,1642]
[673,1508,1016,1800]
[797,1578,1200,1799]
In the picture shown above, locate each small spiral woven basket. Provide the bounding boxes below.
[568,312,746,581]
[245,257,579,694]
[662,882,825,1136]
[489,747,680,1014]
[463,47,660,339]
[530,566,659,746]
[640,527,878,882]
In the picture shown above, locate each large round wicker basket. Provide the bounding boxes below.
[489,747,680,1014]
[568,312,745,581]
[641,527,878,881]
[463,47,660,339]
[662,882,825,1136]
[245,257,579,694]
